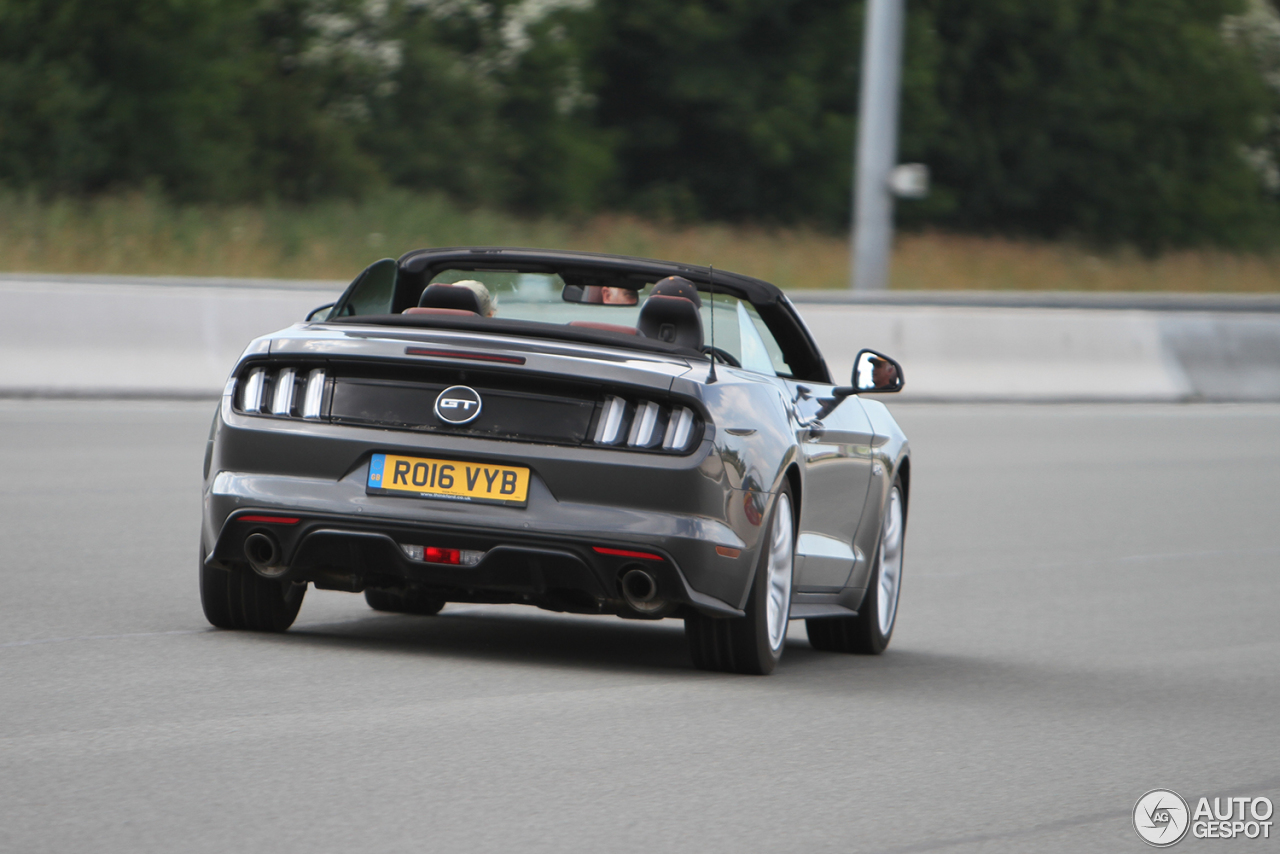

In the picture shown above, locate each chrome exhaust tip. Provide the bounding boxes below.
[244,532,286,578]
[620,567,667,614]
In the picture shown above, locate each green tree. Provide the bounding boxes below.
[587,0,1275,246]
[587,0,938,222]
[363,0,612,212]
[0,0,377,199]
[905,0,1275,247]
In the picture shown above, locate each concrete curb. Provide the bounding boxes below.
[1,275,1277,401]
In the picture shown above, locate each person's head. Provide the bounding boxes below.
[871,357,897,388]
[582,285,638,305]
[450,279,496,317]
[601,286,637,305]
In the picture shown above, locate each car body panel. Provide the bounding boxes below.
[783,382,876,590]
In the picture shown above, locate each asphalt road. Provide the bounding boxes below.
[2,400,1278,853]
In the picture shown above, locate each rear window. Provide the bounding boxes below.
[333,264,794,377]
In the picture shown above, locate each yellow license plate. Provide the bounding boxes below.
[367,453,530,506]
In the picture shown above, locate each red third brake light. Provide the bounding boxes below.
[424,547,462,565]
[593,546,664,561]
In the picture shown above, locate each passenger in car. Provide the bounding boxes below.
[404,280,496,317]
[450,280,497,317]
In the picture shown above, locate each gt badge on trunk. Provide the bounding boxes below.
[434,386,482,425]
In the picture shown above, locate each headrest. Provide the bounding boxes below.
[418,283,483,314]
[637,295,704,350]
[652,276,702,307]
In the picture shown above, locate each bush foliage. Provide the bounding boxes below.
[1,0,1277,246]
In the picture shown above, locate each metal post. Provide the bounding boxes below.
[851,0,906,291]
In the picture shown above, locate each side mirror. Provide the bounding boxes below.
[853,349,904,393]
[306,303,335,321]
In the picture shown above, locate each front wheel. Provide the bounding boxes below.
[807,480,905,655]
[685,485,795,674]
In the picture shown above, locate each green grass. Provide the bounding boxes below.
[3,191,1280,291]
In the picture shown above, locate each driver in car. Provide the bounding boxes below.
[871,356,898,389]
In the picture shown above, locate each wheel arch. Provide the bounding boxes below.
[783,462,802,526]
[895,454,911,513]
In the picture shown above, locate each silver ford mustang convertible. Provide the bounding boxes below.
[200,248,910,674]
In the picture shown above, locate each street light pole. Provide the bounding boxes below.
[851,0,906,291]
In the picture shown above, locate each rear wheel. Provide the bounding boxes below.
[685,485,795,675]
[199,544,305,632]
[807,480,905,655]
[365,588,446,616]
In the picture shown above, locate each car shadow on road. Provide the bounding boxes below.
[249,603,961,683]
[279,606,698,675]
[223,608,1205,713]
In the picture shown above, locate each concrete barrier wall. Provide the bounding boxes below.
[800,304,1280,401]
[0,276,340,396]
[2,274,1278,401]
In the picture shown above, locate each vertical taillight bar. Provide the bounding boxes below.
[301,369,326,419]
[271,368,296,415]
[663,407,695,451]
[594,395,626,444]
[628,400,661,447]
[239,367,266,413]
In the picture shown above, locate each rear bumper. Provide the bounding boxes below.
[203,475,752,617]
[202,391,777,616]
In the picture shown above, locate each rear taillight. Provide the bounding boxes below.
[663,406,696,450]
[592,396,700,453]
[271,368,296,415]
[234,366,325,420]
[301,369,326,419]
[239,367,267,413]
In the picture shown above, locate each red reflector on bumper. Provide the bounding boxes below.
[239,515,300,525]
[593,546,664,561]
[424,547,461,565]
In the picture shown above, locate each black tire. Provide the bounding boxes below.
[199,544,305,632]
[685,484,796,675]
[807,479,905,655]
[365,588,446,616]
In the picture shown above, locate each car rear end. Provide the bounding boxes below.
[201,323,760,619]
